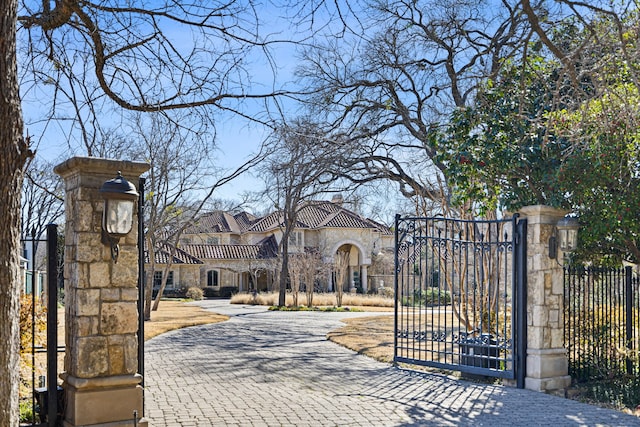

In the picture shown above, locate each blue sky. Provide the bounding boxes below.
[18,1,309,202]
[18,0,408,220]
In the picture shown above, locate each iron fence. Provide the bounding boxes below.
[564,266,640,382]
[20,224,63,426]
[394,214,526,385]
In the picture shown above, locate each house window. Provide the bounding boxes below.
[154,271,174,289]
[288,231,303,247]
[153,271,162,289]
[207,237,219,245]
[207,270,219,287]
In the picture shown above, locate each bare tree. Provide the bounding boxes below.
[288,254,303,306]
[266,257,282,294]
[302,250,323,307]
[115,112,215,318]
[148,156,266,313]
[289,251,323,307]
[1,2,31,420]
[21,157,64,244]
[292,0,640,224]
[1,1,297,421]
[333,250,350,307]
[261,119,348,306]
[232,255,274,292]
[18,1,288,126]
[19,158,65,311]
[293,0,533,213]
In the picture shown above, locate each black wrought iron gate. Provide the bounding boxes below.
[394,214,527,387]
[21,224,62,426]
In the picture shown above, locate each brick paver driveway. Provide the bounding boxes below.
[144,300,640,426]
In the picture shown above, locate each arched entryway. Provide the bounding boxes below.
[331,240,370,293]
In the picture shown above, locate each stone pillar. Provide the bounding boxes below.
[518,205,571,393]
[361,265,368,294]
[55,157,150,427]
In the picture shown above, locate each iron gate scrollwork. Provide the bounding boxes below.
[394,214,526,387]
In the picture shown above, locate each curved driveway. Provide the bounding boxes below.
[144,300,639,426]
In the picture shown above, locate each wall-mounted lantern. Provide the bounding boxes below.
[549,216,580,259]
[100,171,138,263]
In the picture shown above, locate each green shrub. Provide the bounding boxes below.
[20,399,36,423]
[567,306,638,382]
[576,375,640,412]
[160,287,187,298]
[403,288,451,306]
[219,286,237,298]
[185,287,204,301]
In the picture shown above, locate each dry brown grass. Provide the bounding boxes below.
[327,315,395,363]
[144,299,228,340]
[230,291,394,309]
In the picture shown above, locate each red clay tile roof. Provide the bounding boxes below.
[184,210,262,234]
[145,243,204,265]
[183,245,267,260]
[183,235,277,260]
[244,200,391,234]
[146,234,277,264]
[183,211,244,234]
[233,211,258,230]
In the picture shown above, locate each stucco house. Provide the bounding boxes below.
[147,196,394,295]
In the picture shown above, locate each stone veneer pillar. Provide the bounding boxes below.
[361,265,368,294]
[54,157,150,427]
[519,205,571,393]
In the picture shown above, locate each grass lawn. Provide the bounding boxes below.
[327,315,395,363]
[144,299,228,340]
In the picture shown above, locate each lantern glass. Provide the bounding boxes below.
[104,198,135,236]
[556,217,580,252]
[558,228,577,252]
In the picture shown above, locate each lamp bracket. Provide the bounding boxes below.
[102,229,120,263]
[548,232,557,259]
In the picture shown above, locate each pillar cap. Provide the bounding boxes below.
[54,156,150,179]
[518,205,568,225]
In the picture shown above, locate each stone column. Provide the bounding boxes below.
[361,265,368,294]
[55,157,150,427]
[518,205,571,393]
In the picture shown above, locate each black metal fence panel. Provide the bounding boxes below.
[394,215,525,383]
[564,266,640,382]
[20,224,62,426]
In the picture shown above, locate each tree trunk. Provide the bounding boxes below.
[335,251,349,307]
[278,242,288,307]
[0,0,31,423]
[152,261,175,311]
[304,260,315,307]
